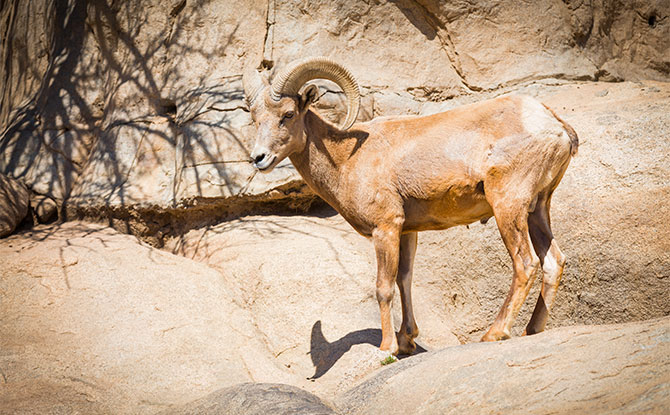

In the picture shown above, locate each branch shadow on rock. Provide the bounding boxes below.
[0,0,259,239]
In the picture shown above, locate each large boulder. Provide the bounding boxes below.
[0,173,29,237]
[2,221,667,414]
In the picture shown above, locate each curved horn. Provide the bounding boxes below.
[242,67,267,107]
[270,57,360,130]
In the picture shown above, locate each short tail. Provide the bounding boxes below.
[543,104,579,156]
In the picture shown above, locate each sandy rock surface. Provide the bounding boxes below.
[168,209,459,399]
[0,173,29,238]
[0,221,410,413]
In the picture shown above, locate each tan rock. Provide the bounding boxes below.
[167,209,459,399]
[1,201,668,412]
[1,1,668,413]
[0,221,421,412]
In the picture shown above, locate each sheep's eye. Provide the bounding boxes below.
[281,112,294,122]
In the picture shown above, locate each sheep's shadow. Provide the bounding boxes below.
[307,320,426,379]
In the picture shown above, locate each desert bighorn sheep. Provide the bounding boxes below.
[243,57,578,355]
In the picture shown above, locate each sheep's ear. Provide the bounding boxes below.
[299,84,319,111]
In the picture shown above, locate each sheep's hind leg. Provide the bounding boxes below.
[525,196,566,335]
[481,203,541,342]
[396,232,419,355]
[372,225,401,355]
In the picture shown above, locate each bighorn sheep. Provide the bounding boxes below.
[243,57,578,355]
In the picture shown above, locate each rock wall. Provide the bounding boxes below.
[1,0,669,240]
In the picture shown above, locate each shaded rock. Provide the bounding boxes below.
[0,173,29,237]
[160,383,335,415]
[0,123,83,205]
[336,316,670,415]
[0,0,94,203]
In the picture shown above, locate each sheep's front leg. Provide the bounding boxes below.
[373,225,401,355]
[397,232,419,355]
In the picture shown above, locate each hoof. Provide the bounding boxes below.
[397,334,417,356]
[481,329,510,342]
[379,337,399,356]
[523,326,542,336]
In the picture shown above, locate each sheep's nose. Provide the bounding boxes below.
[250,149,275,171]
[253,153,267,165]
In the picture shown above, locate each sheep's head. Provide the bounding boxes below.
[243,57,360,172]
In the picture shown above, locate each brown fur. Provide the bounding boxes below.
[249,89,577,355]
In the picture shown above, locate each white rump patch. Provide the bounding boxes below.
[520,97,560,138]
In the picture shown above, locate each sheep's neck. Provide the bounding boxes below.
[289,110,357,210]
